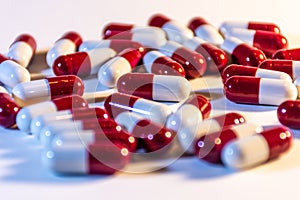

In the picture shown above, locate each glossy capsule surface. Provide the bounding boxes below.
[222,126,293,169]
[143,51,185,76]
[272,48,300,60]
[46,31,83,67]
[224,76,297,105]
[12,75,84,107]
[7,34,37,67]
[116,73,191,102]
[277,100,300,129]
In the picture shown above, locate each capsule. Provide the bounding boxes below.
[294,77,300,98]
[148,13,194,44]
[183,37,228,72]
[115,112,175,152]
[7,34,36,68]
[219,21,281,37]
[195,123,263,164]
[0,54,30,88]
[30,107,110,136]
[0,86,20,128]
[142,51,185,76]
[221,37,266,66]
[103,30,167,49]
[79,39,146,55]
[224,29,288,56]
[46,31,83,68]
[272,48,300,60]
[277,100,300,129]
[12,75,84,107]
[258,60,300,80]
[166,94,211,132]
[116,73,191,102]
[188,17,224,46]
[159,41,206,78]
[104,93,172,126]
[97,48,142,88]
[221,126,293,169]
[177,112,246,154]
[43,141,130,174]
[222,64,292,83]
[224,76,297,105]
[53,48,116,77]
[16,95,88,133]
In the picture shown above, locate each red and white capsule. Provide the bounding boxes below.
[0,54,30,88]
[46,31,82,68]
[43,141,130,174]
[159,41,207,78]
[30,107,110,137]
[219,21,281,36]
[220,37,266,66]
[12,75,84,107]
[177,112,246,154]
[272,48,300,60]
[166,94,211,132]
[53,47,116,77]
[222,126,293,169]
[222,64,292,83]
[116,73,191,102]
[97,48,142,88]
[148,13,194,44]
[0,86,20,128]
[142,51,185,76]
[277,100,300,129]
[188,17,224,46]
[115,112,175,152]
[104,93,172,126]
[258,59,300,81]
[7,34,36,68]
[195,123,263,164]
[224,76,297,105]
[183,37,228,73]
[224,29,288,56]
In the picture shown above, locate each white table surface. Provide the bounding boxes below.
[1,1,300,199]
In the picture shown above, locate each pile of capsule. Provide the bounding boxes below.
[0,13,299,175]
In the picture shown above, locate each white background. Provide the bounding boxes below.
[1,0,300,200]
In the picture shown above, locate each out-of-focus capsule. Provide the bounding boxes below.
[272,48,300,60]
[79,40,146,55]
[30,107,110,136]
[188,17,224,46]
[220,37,266,66]
[258,60,300,80]
[116,73,191,101]
[195,123,263,164]
[222,64,292,83]
[183,37,228,73]
[224,76,297,105]
[294,77,300,98]
[103,29,167,49]
[98,48,142,88]
[115,112,175,152]
[177,112,246,154]
[219,21,281,36]
[224,29,288,56]
[53,48,116,77]
[0,86,20,128]
[159,41,206,78]
[277,100,300,129]
[148,13,194,44]
[142,51,185,76]
[166,94,211,132]
[222,126,293,169]
[43,141,130,174]
[46,31,83,68]
[12,75,84,107]
[104,93,172,126]
[0,54,30,88]
[7,34,36,68]
[16,95,88,133]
